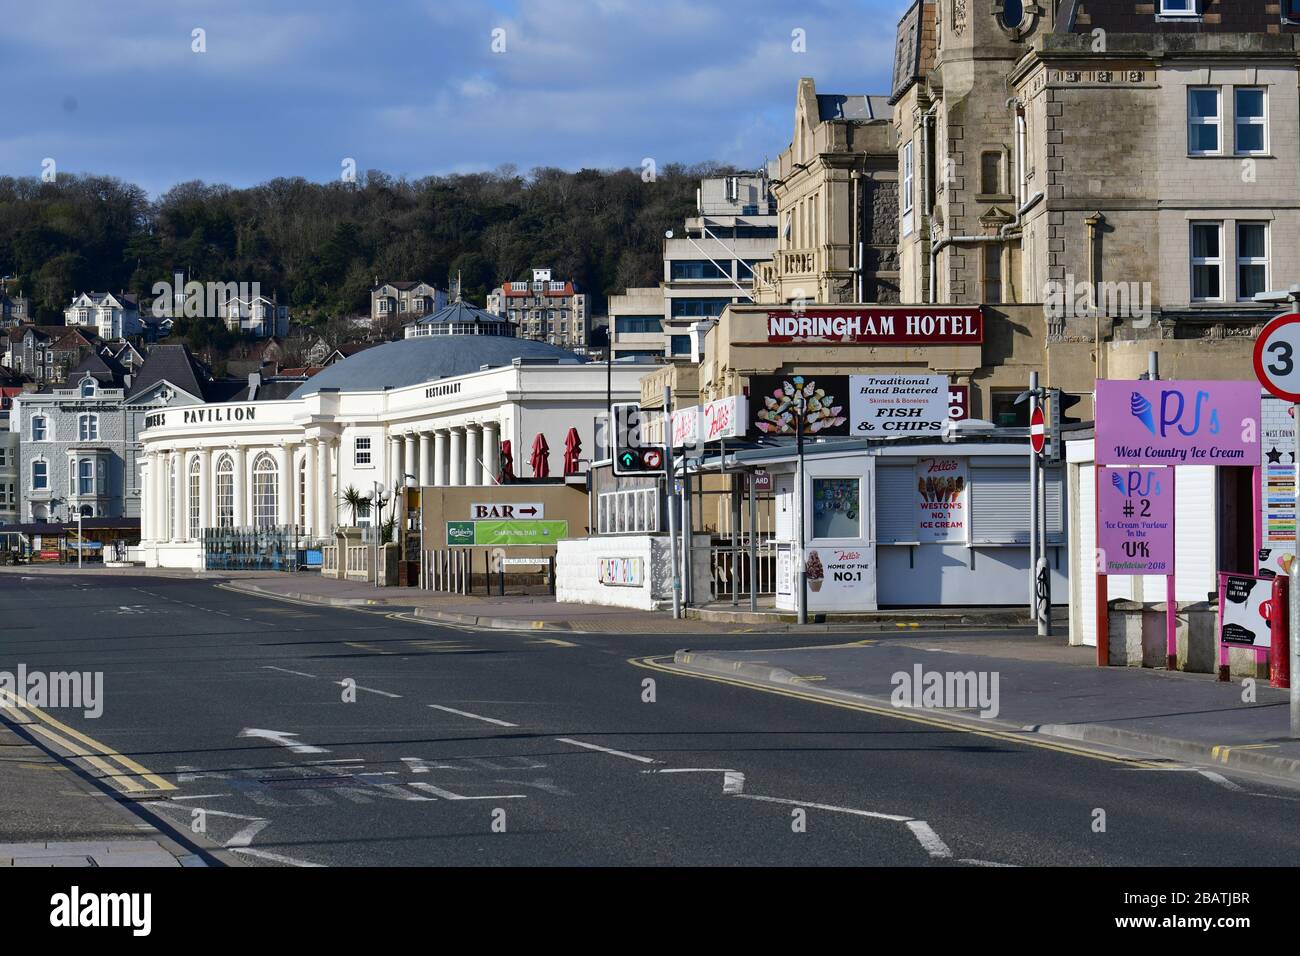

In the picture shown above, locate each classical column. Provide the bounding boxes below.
[153,451,166,541]
[314,439,328,533]
[418,432,433,487]
[276,445,292,527]
[433,430,448,487]
[403,432,417,488]
[233,446,247,528]
[176,449,190,541]
[464,425,481,486]
[199,448,212,535]
[448,428,464,486]
[482,423,499,484]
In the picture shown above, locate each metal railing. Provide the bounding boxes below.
[202,525,301,571]
[710,537,779,601]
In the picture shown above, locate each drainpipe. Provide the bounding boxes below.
[1085,212,1106,380]
[921,104,938,302]
[928,192,1043,303]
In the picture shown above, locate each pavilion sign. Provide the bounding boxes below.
[765,307,983,345]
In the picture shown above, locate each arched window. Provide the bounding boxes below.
[189,457,201,539]
[80,378,96,398]
[252,453,278,529]
[215,455,234,529]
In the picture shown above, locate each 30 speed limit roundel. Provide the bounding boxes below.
[1253,312,1300,404]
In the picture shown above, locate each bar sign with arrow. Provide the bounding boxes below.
[471,502,545,520]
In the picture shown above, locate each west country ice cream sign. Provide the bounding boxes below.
[1095,380,1261,466]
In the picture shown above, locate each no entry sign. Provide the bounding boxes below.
[1030,406,1045,454]
[1254,312,1300,403]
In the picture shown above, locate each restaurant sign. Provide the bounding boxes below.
[765,307,982,345]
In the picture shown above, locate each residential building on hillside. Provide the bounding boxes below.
[218,294,289,338]
[487,269,589,350]
[753,78,899,306]
[0,293,29,325]
[0,431,17,526]
[64,291,142,339]
[662,174,779,360]
[10,326,99,384]
[370,281,448,326]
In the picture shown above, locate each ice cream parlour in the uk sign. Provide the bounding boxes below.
[1092,380,1262,671]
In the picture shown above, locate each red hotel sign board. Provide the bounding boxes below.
[766,308,983,345]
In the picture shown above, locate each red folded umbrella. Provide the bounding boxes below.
[530,433,550,479]
[562,427,582,475]
[498,440,515,484]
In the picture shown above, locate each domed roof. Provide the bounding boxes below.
[289,333,585,398]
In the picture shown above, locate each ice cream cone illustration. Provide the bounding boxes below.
[1130,392,1156,435]
[805,550,824,592]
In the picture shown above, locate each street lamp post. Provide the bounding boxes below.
[796,390,808,626]
[372,481,390,589]
[76,510,83,569]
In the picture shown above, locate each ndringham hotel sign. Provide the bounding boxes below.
[765,307,984,345]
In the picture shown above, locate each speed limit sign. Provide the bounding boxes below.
[1254,312,1300,403]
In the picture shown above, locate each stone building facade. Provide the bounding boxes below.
[891,0,1300,384]
[754,78,900,305]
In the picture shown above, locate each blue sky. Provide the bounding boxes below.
[0,0,910,195]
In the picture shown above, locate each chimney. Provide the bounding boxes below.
[248,371,261,400]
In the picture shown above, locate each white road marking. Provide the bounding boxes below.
[428,704,517,727]
[959,858,1017,867]
[238,728,329,754]
[230,846,324,867]
[338,681,401,699]
[906,820,953,859]
[732,793,911,822]
[555,737,655,763]
[1197,769,1245,792]
[724,770,746,795]
[166,793,229,801]
[264,665,317,678]
[407,782,527,800]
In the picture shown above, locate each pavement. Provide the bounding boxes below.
[663,630,1300,785]
[0,711,216,867]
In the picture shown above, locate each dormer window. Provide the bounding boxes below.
[80,377,96,398]
[1160,0,1198,16]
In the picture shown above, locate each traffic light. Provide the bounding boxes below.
[1047,388,1085,462]
[611,402,667,476]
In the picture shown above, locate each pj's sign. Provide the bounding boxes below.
[1095,380,1261,466]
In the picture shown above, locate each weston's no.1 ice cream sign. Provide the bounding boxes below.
[1095,380,1261,466]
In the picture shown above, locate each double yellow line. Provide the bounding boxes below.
[0,689,175,795]
[630,655,1164,768]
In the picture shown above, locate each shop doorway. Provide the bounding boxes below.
[1216,466,1255,576]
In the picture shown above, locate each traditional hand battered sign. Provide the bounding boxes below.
[1094,380,1261,466]
[1254,312,1300,403]
[1097,467,1173,575]
[765,307,983,345]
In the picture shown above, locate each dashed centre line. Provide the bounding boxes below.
[428,704,517,727]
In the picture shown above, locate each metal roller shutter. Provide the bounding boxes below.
[876,463,916,543]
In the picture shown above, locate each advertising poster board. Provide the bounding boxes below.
[1094,380,1261,466]
[1259,396,1297,578]
[1218,572,1277,649]
[915,458,967,543]
[1097,467,1174,575]
[850,375,950,437]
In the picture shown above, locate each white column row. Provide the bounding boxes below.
[143,437,340,544]
[386,424,500,489]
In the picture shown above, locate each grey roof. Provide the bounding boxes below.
[816,94,892,122]
[289,333,584,399]
[126,344,212,401]
[408,298,507,328]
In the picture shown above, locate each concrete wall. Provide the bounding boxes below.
[556,534,711,610]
